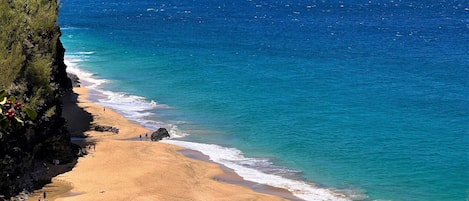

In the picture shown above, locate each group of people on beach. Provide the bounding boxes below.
[37,192,46,201]
[139,133,149,141]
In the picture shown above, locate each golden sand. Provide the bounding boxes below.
[29,87,288,201]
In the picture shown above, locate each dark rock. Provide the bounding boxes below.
[67,73,80,87]
[52,36,73,94]
[151,128,170,141]
[93,125,119,134]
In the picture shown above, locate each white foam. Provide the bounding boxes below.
[61,26,83,30]
[167,125,189,138]
[76,51,96,55]
[99,90,165,112]
[65,58,108,88]
[64,54,185,138]
[163,140,352,201]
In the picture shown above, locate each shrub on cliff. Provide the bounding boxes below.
[0,90,37,130]
[0,0,74,198]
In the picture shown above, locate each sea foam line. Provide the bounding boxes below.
[164,140,352,201]
[64,54,187,138]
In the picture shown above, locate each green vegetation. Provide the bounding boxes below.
[0,89,37,130]
[0,1,75,198]
[0,0,59,103]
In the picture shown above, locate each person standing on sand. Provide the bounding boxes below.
[139,134,142,140]
[43,192,46,200]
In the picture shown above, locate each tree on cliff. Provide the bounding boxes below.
[0,0,75,198]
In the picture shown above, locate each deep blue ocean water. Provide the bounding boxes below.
[59,0,469,200]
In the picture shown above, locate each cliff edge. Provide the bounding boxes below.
[0,1,75,199]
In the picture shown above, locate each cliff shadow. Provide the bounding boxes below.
[61,91,93,138]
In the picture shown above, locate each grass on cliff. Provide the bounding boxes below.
[0,0,60,108]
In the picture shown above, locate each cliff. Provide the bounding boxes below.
[0,1,75,198]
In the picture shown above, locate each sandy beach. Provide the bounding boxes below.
[28,86,292,201]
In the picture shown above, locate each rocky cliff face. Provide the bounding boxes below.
[0,1,75,198]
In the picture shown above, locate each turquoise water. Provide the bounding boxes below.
[59,0,469,200]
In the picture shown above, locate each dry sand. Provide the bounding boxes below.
[29,86,290,201]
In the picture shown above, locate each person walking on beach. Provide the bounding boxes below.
[139,134,142,140]
[43,192,46,200]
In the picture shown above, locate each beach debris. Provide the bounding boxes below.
[150,128,170,141]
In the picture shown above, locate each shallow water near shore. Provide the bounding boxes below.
[178,148,303,201]
[59,0,468,200]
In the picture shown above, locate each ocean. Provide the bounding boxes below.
[58,0,469,200]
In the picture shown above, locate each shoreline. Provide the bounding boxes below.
[28,86,297,200]
[178,149,303,201]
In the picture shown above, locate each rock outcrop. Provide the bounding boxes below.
[151,128,170,141]
[93,125,119,134]
[67,73,80,87]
